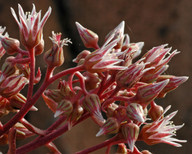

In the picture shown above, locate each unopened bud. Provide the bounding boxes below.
[0,74,28,98]
[14,123,33,139]
[96,117,120,137]
[0,57,16,82]
[73,50,91,63]
[148,102,164,121]
[157,75,188,98]
[58,80,74,98]
[54,99,73,118]
[0,37,20,55]
[68,104,83,129]
[127,103,145,123]
[9,93,37,111]
[116,63,145,88]
[134,80,169,107]
[76,22,99,49]
[83,94,105,126]
[83,72,101,90]
[44,45,64,67]
[106,103,119,118]
[44,89,63,103]
[35,39,44,55]
[105,21,125,49]
[42,93,57,113]
[116,143,127,154]
[141,150,152,154]
[16,63,30,79]
[121,123,140,152]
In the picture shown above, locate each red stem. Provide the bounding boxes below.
[75,135,118,154]
[27,48,35,100]
[0,65,83,136]
[16,113,90,154]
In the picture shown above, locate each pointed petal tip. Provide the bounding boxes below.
[96,128,104,137]
[54,110,63,118]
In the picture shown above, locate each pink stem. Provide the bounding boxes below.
[16,113,90,154]
[0,65,83,136]
[7,127,16,154]
[75,135,118,154]
[12,57,30,64]
[75,72,88,95]
[27,48,35,100]
[20,118,45,135]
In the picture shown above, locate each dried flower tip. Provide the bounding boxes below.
[49,31,72,47]
[76,22,99,49]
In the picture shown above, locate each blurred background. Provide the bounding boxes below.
[0,0,191,153]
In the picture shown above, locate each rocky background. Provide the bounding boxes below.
[0,0,191,153]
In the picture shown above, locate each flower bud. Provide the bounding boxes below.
[96,117,120,137]
[83,94,105,126]
[44,89,63,103]
[0,74,28,98]
[54,99,73,118]
[44,32,71,68]
[58,80,74,98]
[9,93,37,111]
[44,44,64,68]
[116,143,127,154]
[83,72,101,90]
[105,21,125,49]
[68,104,84,129]
[0,36,20,55]
[42,93,57,113]
[116,63,145,88]
[133,80,169,107]
[76,22,99,49]
[148,102,164,121]
[14,122,34,139]
[157,75,188,98]
[0,56,16,82]
[106,103,119,118]
[127,103,145,123]
[121,123,140,152]
[141,64,168,83]
[141,150,152,154]
[16,63,30,79]
[0,134,8,145]
[0,97,10,117]
[73,50,91,63]
[35,39,44,55]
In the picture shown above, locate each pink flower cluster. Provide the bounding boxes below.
[0,4,188,154]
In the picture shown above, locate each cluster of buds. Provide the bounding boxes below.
[0,4,188,154]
